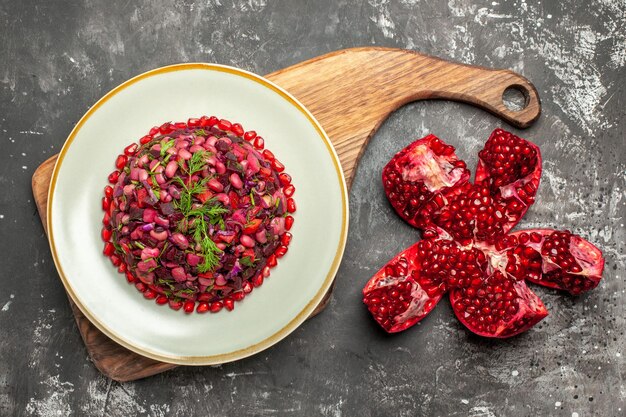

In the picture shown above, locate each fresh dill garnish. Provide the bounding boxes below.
[187,150,211,176]
[160,139,175,156]
[240,256,255,267]
[194,129,207,136]
[172,174,229,273]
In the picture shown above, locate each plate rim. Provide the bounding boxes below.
[46,63,349,365]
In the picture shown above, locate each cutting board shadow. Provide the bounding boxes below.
[31,47,540,382]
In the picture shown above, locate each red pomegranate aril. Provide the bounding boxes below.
[139,135,153,145]
[143,289,157,299]
[275,245,288,258]
[135,282,147,292]
[281,232,292,246]
[279,173,292,186]
[232,291,245,301]
[115,154,128,170]
[244,130,257,141]
[159,122,173,134]
[169,300,183,311]
[287,198,296,213]
[156,295,168,305]
[285,215,294,230]
[253,274,264,287]
[284,184,295,197]
[117,263,127,273]
[173,122,186,129]
[103,242,115,257]
[224,298,235,311]
[217,119,231,131]
[243,282,253,293]
[104,185,113,198]
[125,271,136,283]
[254,136,265,149]
[272,159,285,172]
[267,254,277,267]
[183,300,195,314]
[100,227,113,242]
[187,118,200,127]
[262,149,275,161]
[196,302,210,314]
[102,197,111,212]
[108,171,120,184]
[110,254,121,267]
[210,301,224,313]
[231,123,244,136]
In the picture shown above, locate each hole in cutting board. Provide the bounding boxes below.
[502,85,529,112]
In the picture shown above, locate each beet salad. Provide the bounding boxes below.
[102,116,296,314]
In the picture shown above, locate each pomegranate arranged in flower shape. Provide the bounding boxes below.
[364,129,604,337]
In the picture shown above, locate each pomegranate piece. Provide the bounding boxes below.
[363,241,444,333]
[366,128,604,338]
[475,128,542,234]
[382,134,469,228]
[510,229,604,295]
[450,271,547,338]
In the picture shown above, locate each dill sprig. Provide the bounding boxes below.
[160,138,175,156]
[172,175,229,273]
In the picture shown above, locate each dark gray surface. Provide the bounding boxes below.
[1,0,624,416]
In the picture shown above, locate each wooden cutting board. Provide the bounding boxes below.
[31,47,541,382]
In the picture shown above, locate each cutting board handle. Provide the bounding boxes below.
[269,47,541,186]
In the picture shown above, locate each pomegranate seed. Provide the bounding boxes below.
[252,274,264,287]
[287,198,296,213]
[232,291,245,301]
[254,136,264,149]
[187,118,200,127]
[108,171,120,184]
[104,185,113,198]
[102,197,111,212]
[281,232,292,246]
[231,123,244,136]
[275,245,288,258]
[267,254,277,267]
[183,300,195,314]
[101,228,112,242]
[210,301,223,313]
[272,159,285,172]
[115,154,128,170]
[196,302,210,313]
[244,131,257,141]
[279,173,292,186]
[156,295,168,305]
[135,282,146,292]
[159,122,173,134]
[139,135,153,145]
[284,184,295,197]
[125,272,136,283]
[169,300,183,311]
[262,150,275,161]
[243,282,253,293]
[143,289,157,299]
[217,119,231,131]
[224,298,235,311]
[103,242,115,257]
[110,255,121,267]
[117,263,127,273]
[285,216,294,230]
[148,126,159,136]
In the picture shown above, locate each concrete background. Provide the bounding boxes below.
[1,0,624,416]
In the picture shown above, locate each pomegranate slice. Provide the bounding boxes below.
[382,134,469,229]
[475,128,541,234]
[363,241,444,333]
[510,229,604,295]
[450,271,548,338]
[365,129,604,338]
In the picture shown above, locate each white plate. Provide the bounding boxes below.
[48,64,348,365]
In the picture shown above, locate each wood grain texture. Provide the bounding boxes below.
[31,47,540,382]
